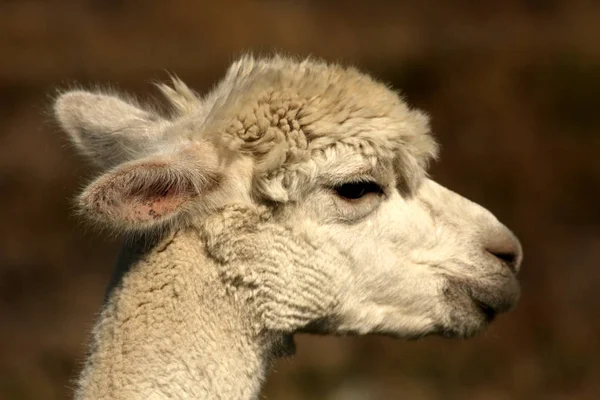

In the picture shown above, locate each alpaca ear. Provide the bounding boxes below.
[78,143,219,232]
[54,90,166,169]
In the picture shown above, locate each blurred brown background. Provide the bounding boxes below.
[1,0,599,399]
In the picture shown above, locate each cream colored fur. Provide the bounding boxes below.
[54,55,522,399]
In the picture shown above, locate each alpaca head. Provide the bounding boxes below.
[55,56,521,342]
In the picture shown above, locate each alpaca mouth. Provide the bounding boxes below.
[473,299,498,323]
[442,274,520,337]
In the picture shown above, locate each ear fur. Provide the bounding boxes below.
[54,90,166,169]
[78,142,220,232]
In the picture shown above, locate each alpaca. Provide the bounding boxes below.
[54,55,522,399]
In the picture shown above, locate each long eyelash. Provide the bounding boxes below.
[331,176,376,186]
[337,179,383,190]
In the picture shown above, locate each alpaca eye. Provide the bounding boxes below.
[333,182,382,200]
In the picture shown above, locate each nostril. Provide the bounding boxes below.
[484,228,522,274]
[488,250,518,273]
[494,251,516,266]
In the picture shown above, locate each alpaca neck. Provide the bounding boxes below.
[75,230,273,400]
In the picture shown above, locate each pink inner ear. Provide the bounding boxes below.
[79,148,218,228]
[127,187,193,222]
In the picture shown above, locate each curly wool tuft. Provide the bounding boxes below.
[158,55,439,198]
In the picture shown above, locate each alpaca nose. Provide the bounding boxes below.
[484,226,523,274]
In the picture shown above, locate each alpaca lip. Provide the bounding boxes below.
[445,274,520,322]
[469,275,521,319]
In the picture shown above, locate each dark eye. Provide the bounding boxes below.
[333,182,383,200]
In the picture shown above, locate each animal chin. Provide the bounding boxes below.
[435,309,492,339]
